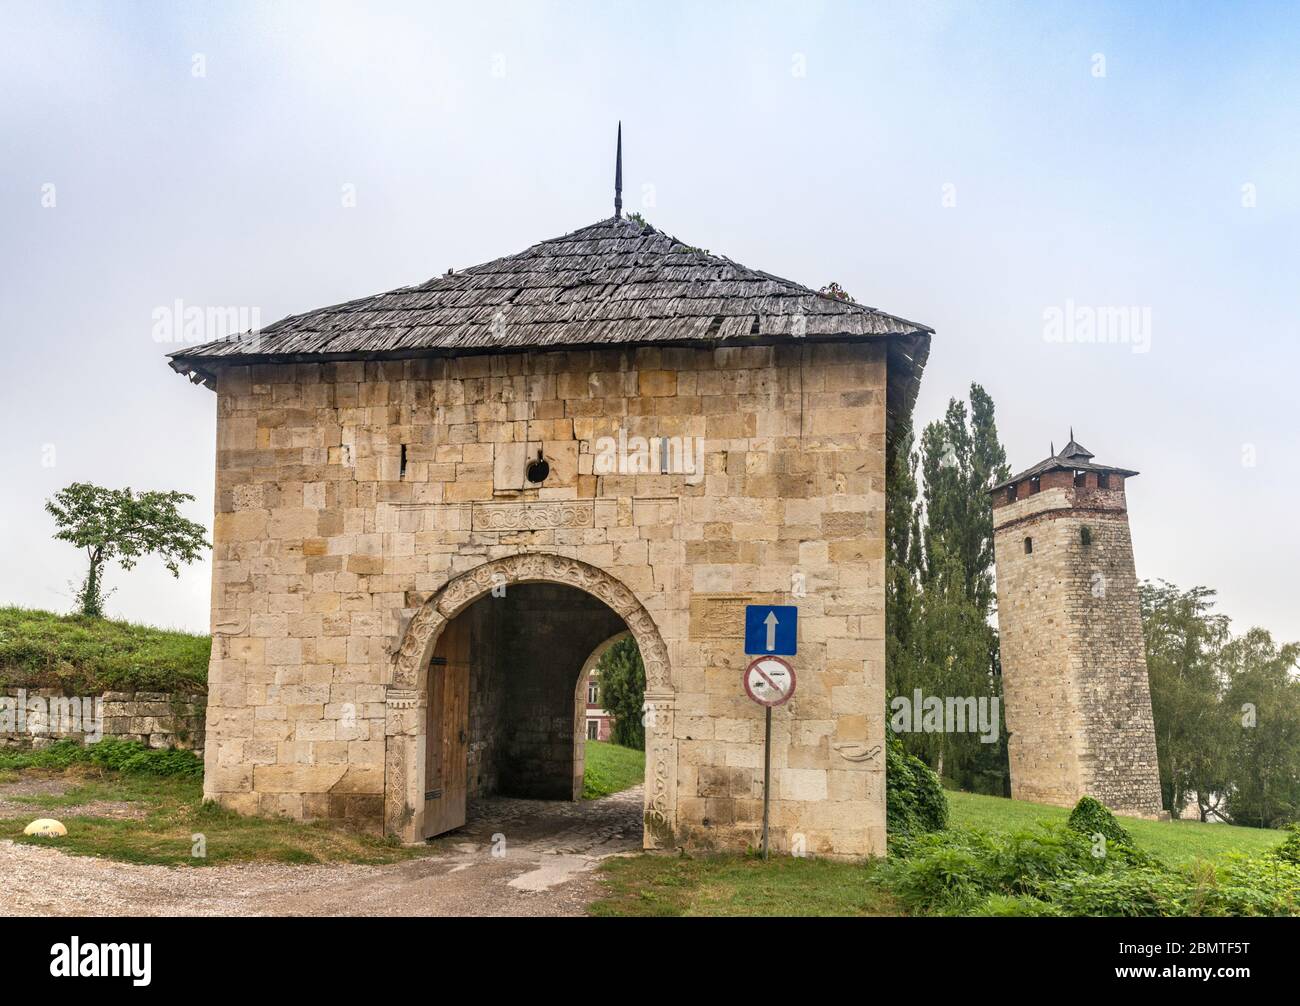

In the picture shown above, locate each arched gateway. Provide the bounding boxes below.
[171,207,930,858]
[384,553,676,846]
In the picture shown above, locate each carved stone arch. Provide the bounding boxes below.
[384,553,676,848]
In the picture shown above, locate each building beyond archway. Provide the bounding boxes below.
[172,209,930,858]
[576,630,630,743]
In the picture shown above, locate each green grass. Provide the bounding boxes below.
[0,766,428,866]
[0,606,209,694]
[593,790,1295,916]
[582,740,645,800]
[0,736,644,866]
[946,790,1281,864]
[591,853,900,917]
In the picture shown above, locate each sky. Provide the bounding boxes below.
[1,0,1296,639]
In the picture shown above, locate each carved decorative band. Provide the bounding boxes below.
[471,502,595,531]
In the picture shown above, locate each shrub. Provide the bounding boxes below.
[875,816,1300,917]
[1200,855,1300,916]
[0,737,202,778]
[886,730,949,836]
[1042,866,1184,917]
[876,828,997,913]
[972,893,1060,917]
[1271,823,1300,865]
[88,737,204,778]
[1067,795,1133,847]
[989,823,1107,894]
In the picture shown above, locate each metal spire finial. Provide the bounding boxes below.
[614,121,623,219]
[1051,441,1056,457]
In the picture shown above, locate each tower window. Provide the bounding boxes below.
[1098,473,1111,490]
[1024,536,1033,554]
[1080,526,1092,546]
[1029,476,1041,495]
[399,443,408,479]
[1006,486,1016,504]
[1074,470,1086,488]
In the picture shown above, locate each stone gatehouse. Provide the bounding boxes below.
[170,213,931,857]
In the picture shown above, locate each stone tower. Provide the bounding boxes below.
[989,434,1164,818]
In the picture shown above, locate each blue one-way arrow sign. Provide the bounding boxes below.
[744,604,797,656]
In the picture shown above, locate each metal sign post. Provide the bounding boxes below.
[762,705,772,858]
[743,655,796,860]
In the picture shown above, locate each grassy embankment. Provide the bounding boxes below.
[0,606,209,694]
[582,740,645,800]
[591,790,1291,917]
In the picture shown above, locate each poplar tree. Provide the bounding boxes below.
[887,384,1011,792]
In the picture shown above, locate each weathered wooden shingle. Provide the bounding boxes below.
[168,214,931,429]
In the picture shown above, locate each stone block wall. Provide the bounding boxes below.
[0,686,205,753]
[204,341,889,856]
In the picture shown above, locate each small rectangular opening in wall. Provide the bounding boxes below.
[1024,536,1033,554]
[1098,472,1110,490]
[1074,470,1087,487]
[400,443,408,479]
[1006,485,1016,504]
[1029,476,1041,495]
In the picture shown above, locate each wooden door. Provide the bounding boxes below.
[423,618,470,838]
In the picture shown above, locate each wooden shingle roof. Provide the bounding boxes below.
[989,436,1138,493]
[169,214,931,430]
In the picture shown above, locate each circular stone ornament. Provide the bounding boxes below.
[23,818,67,838]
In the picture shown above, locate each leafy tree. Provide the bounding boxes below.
[905,543,1002,786]
[887,384,1010,794]
[1220,628,1300,828]
[595,636,646,750]
[45,483,209,618]
[1140,581,1232,818]
[918,383,1008,613]
[1141,581,1300,828]
[885,421,923,699]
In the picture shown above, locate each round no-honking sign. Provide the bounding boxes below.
[743,655,796,707]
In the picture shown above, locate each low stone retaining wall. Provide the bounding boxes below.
[0,687,206,754]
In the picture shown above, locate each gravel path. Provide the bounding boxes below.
[0,787,644,917]
[0,774,145,821]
